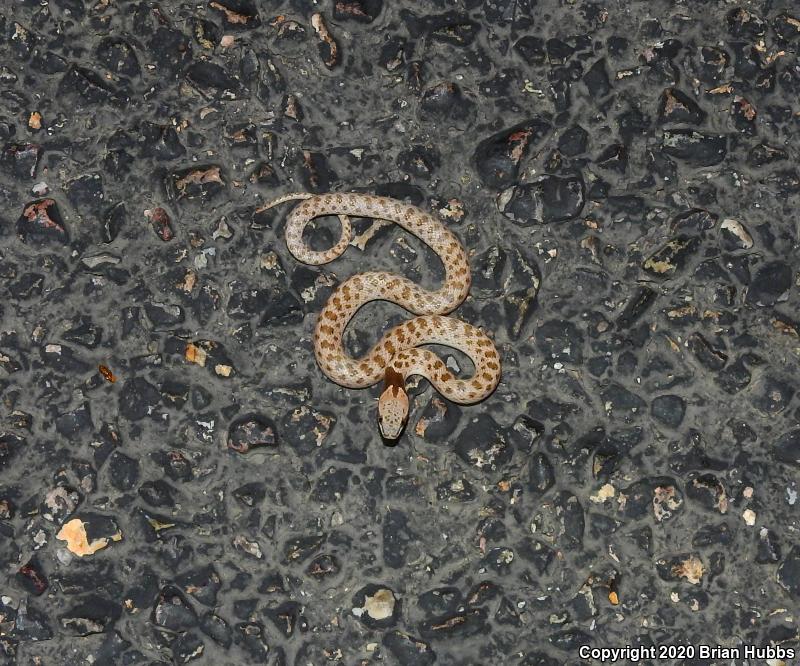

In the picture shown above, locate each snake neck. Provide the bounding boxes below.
[384,366,405,391]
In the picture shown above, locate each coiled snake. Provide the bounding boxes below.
[262,192,501,439]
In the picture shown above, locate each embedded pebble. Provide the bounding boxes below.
[352,585,400,628]
[227,414,277,453]
[720,218,754,250]
[56,516,122,556]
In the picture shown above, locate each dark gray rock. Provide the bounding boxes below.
[152,586,197,632]
[685,474,728,514]
[55,402,93,438]
[642,236,700,277]
[199,613,232,648]
[227,414,277,453]
[107,451,140,491]
[661,129,727,165]
[751,376,794,416]
[528,453,555,495]
[414,396,461,442]
[651,394,686,428]
[499,175,585,226]
[382,630,436,666]
[776,546,800,599]
[334,0,383,23]
[473,119,551,189]
[755,528,782,564]
[658,88,706,124]
[747,261,792,306]
[118,377,161,421]
[420,81,473,121]
[418,607,487,640]
[311,467,351,503]
[305,553,340,581]
[65,173,105,216]
[774,428,800,466]
[618,477,683,521]
[60,595,121,636]
[693,523,732,548]
[454,415,512,471]
[2,143,41,179]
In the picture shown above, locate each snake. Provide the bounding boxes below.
[261,192,501,440]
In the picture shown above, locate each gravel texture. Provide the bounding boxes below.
[1,0,800,664]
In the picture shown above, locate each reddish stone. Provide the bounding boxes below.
[147,207,174,241]
[17,559,48,595]
[17,199,69,244]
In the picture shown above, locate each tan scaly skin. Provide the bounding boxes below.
[260,192,502,440]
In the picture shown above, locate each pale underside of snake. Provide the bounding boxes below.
[260,192,502,440]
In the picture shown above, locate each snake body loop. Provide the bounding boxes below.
[264,192,501,438]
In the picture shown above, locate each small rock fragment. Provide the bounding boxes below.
[311,13,339,68]
[209,0,261,29]
[233,535,264,559]
[642,236,699,277]
[171,166,226,200]
[352,585,400,628]
[56,516,122,556]
[656,553,705,584]
[719,218,753,249]
[334,0,383,23]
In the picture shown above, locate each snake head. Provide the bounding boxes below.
[378,367,409,440]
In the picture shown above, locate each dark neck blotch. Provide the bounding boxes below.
[384,367,404,393]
